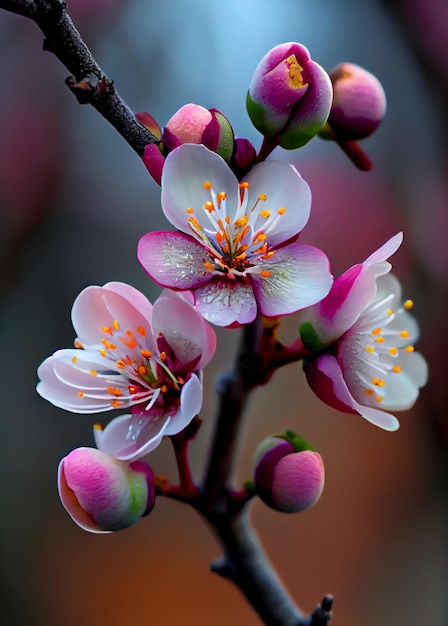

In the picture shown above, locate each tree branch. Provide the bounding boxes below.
[0,0,158,155]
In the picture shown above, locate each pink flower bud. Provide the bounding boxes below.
[58,447,155,533]
[231,137,257,178]
[326,63,387,140]
[163,103,234,162]
[246,42,333,149]
[254,435,324,513]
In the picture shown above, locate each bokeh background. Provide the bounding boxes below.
[1,0,447,624]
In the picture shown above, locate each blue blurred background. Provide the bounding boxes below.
[1,0,447,624]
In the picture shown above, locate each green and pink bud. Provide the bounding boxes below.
[246,42,333,149]
[58,447,155,533]
[254,432,324,513]
[163,103,235,162]
[324,63,387,141]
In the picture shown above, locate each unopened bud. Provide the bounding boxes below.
[163,103,234,162]
[58,447,155,533]
[325,62,387,140]
[254,433,324,513]
[246,42,332,149]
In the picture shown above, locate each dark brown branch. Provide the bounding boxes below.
[0,0,158,155]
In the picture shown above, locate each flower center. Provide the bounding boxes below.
[355,298,415,405]
[185,180,287,278]
[74,320,183,410]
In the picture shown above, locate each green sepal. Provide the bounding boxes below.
[214,111,235,163]
[299,321,325,352]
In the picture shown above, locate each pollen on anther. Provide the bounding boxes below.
[400,330,410,338]
[365,345,375,354]
[138,365,147,376]
[101,326,113,335]
[106,387,123,397]
[78,391,84,397]
[161,385,168,394]
[376,395,383,403]
[113,320,120,331]
[99,349,107,357]
[371,327,382,336]
[393,365,402,373]
[90,370,97,376]
[111,399,124,408]
[204,201,214,212]
[72,356,78,364]
[374,336,385,343]
[186,207,194,214]
[94,423,104,431]
[141,349,152,358]
[203,180,212,190]
[388,347,398,356]
[116,360,125,369]
[74,340,83,349]
[259,210,270,218]
[261,270,271,278]
[405,345,414,353]
[404,300,414,310]
[239,182,249,189]
[277,207,286,215]
[372,378,385,387]
[364,388,375,397]
[159,351,167,361]
[387,308,394,316]
[258,193,267,201]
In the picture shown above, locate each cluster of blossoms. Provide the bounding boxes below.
[37,42,427,532]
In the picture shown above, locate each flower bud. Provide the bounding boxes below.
[246,42,332,149]
[231,137,257,178]
[163,103,234,162]
[58,447,155,533]
[254,433,324,513]
[325,63,386,140]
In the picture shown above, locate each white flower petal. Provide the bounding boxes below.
[193,278,257,326]
[161,144,240,234]
[163,374,203,435]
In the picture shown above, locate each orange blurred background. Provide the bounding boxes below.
[1,1,447,624]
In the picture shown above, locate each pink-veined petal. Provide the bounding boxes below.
[243,160,311,247]
[72,285,153,348]
[306,354,399,431]
[161,144,240,233]
[249,242,333,317]
[152,290,216,369]
[163,374,203,436]
[138,231,213,290]
[304,233,404,344]
[193,278,257,326]
[94,412,171,461]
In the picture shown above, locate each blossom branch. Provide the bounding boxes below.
[0,0,159,155]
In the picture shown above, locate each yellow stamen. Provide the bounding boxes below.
[376,395,383,403]
[116,361,125,369]
[404,345,414,353]
[261,270,271,278]
[277,207,286,215]
[404,299,414,310]
[258,193,267,201]
[136,326,146,336]
[203,180,212,190]
[90,370,97,376]
[106,387,123,397]
[372,378,385,387]
[141,349,152,358]
[364,388,375,397]
[72,356,78,364]
[78,391,84,397]
[186,207,194,214]
[94,423,103,431]
[259,210,270,218]
[159,352,167,361]
[138,365,147,376]
[239,182,249,189]
[393,365,402,373]
[161,385,168,394]
[371,327,382,336]
[388,347,398,356]
[113,320,120,331]
[204,201,214,213]
[400,330,410,338]
[374,336,385,343]
[365,346,375,354]
[111,399,124,408]
[387,308,393,316]
[101,326,113,335]
[99,349,107,357]
[74,340,83,349]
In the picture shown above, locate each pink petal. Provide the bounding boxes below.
[152,291,216,369]
[193,278,257,326]
[161,144,239,234]
[94,412,171,461]
[138,231,213,289]
[163,374,203,436]
[243,160,311,247]
[72,285,153,347]
[249,242,333,317]
[306,354,399,431]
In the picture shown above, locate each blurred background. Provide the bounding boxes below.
[1,0,447,624]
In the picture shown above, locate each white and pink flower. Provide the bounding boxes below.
[297,233,428,430]
[37,283,216,460]
[137,143,333,327]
